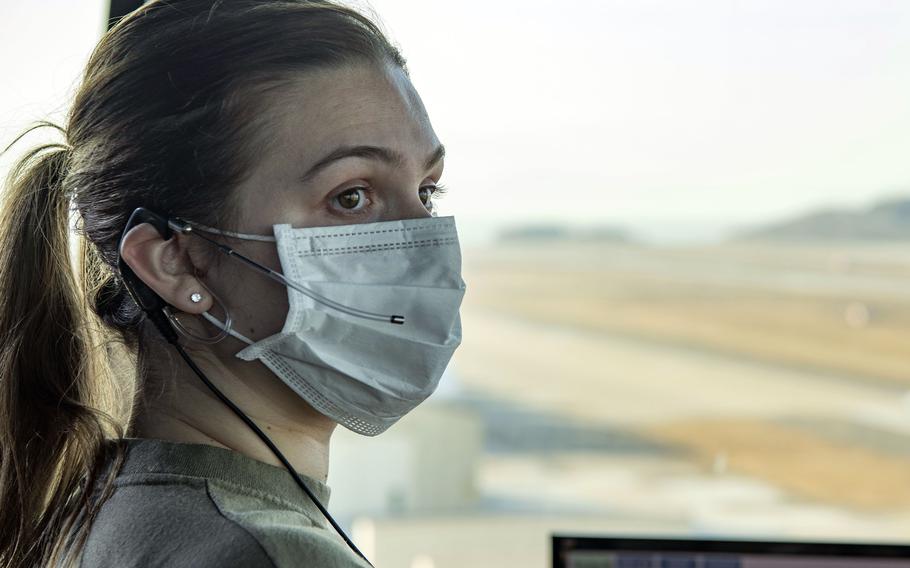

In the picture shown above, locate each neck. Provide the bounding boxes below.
[132,340,337,483]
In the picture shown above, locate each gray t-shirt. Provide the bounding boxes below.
[76,437,372,568]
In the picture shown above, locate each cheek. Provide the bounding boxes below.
[263,284,291,335]
[232,277,289,338]
[211,248,290,341]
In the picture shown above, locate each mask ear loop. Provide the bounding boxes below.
[163,279,233,344]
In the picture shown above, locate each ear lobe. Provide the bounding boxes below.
[119,222,213,314]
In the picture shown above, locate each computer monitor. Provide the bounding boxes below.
[552,535,910,568]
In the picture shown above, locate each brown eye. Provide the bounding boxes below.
[336,188,365,210]
[418,186,435,208]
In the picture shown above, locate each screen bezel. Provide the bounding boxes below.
[552,535,910,568]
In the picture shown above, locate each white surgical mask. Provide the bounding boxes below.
[190,215,466,436]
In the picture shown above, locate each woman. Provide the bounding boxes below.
[0,1,465,566]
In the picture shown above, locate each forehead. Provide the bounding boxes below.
[263,63,439,164]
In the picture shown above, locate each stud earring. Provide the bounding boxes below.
[165,282,232,344]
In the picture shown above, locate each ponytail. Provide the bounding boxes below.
[0,124,126,568]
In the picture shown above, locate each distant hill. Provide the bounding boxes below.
[498,224,632,244]
[737,196,910,241]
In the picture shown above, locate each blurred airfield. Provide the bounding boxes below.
[334,240,910,567]
[455,240,910,513]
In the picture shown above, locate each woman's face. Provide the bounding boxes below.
[195,61,445,355]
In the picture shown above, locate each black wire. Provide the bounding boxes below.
[170,340,375,567]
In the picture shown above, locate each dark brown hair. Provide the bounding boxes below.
[0,1,406,566]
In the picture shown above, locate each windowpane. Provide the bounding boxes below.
[329,2,910,566]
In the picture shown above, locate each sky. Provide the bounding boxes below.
[2,1,909,244]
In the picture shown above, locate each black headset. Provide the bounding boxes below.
[117,207,374,567]
[116,208,178,337]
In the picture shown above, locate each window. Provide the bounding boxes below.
[0,0,107,172]
[328,2,910,567]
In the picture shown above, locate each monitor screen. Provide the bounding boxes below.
[553,536,910,568]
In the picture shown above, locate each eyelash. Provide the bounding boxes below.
[429,183,449,200]
[331,183,450,216]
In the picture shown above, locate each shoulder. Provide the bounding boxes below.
[245,522,373,568]
[205,479,373,568]
[80,475,276,568]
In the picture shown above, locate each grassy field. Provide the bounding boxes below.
[648,417,910,510]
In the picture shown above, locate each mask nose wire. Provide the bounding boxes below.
[168,218,406,325]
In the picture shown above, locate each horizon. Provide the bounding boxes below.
[463,190,910,246]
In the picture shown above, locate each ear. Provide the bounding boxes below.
[119,222,214,315]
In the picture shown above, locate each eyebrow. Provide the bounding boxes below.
[299,143,446,184]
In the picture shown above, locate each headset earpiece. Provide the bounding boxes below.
[117,207,179,342]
